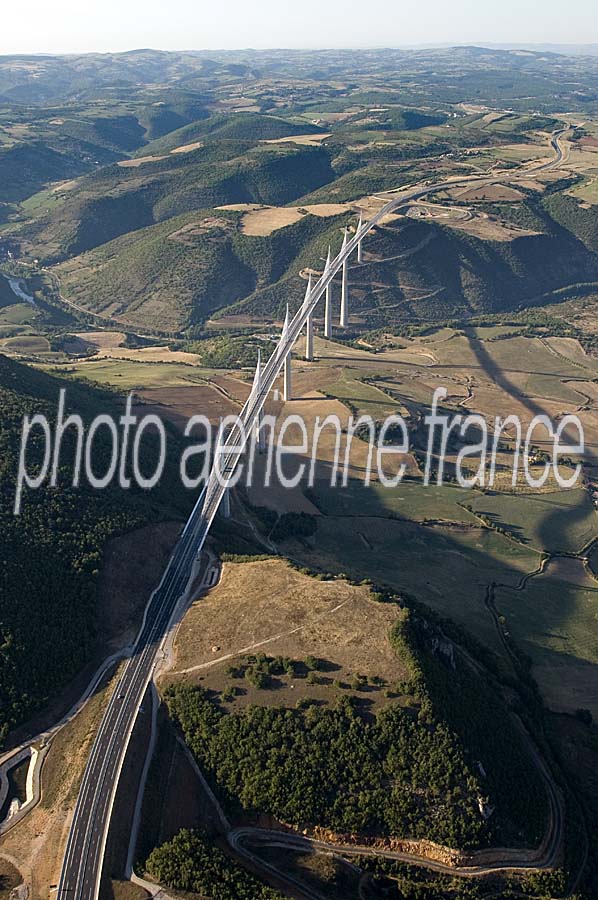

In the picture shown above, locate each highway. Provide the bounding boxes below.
[57,127,569,900]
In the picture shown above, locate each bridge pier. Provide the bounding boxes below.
[340,229,349,328]
[302,273,314,361]
[221,487,231,518]
[324,284,332,338]
[323,246,332,339]
[283,351,292,401]
[257,409,266,452]
[253,349,266,451]
[340,258,348,327]
[305,312,314,361]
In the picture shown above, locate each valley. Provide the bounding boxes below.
[1,43,598,900]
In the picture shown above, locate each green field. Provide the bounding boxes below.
[312,478,481,524]
[494,561,598,717]
[39,358,211,389]
[568,176,598,207]
[1,334,51,355]
[471,488,597,553]
[0,302,39,326]
[496,567,598,672]
[325,369,404,418]
[465,324,528,340]
[294,515,541,656]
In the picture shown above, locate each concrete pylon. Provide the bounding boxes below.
[324,284,332,338]
[304,274,314,361]
[252,349,265,451]
[283,351,292,401]
[357,212,364,263]
[221,487,231,518]
[281,303,292,401]
[306,311,314,361]
[340,229,349,328]
[324,246,332,339]
[215,419,232,518]
[277,304,290,362]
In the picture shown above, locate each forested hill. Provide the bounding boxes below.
[0,354,189,747]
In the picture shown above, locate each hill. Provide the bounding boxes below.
[42,189,598,334]
[54,209,350,332]
[0,92,211,205]
[136,111,325,157]
[18,137,336,262]
[2,47,598,113]
[158,556,549,852]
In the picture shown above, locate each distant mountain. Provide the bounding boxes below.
[2,45,598,106]
[479,43,598,57]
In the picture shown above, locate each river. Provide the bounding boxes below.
[1,273,37,308]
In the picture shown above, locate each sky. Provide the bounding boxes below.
[2,0,597,55]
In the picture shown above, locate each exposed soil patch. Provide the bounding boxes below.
[117,156,167,167]
[453,184,524,201]
[74,330,125,348]
[170,141,203,154]
[0,858,22,900]
[97,522,182,650]
[262,133,331,146]
[137,383,242,429]
[96,345,200,364]
[167,558,408,713]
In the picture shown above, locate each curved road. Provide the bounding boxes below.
[57,127,570,900]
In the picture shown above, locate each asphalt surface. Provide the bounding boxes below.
[57,128,568,900]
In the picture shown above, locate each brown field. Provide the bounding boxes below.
[170,140,204,154]
[71,330,125,350]
[238,206,305,234]
[543,336,588,362]
[567,380,598,403]
[95,345,201,364]
[409,204,536,241]
[233,202,349,236]
[262,133,332,146]
[208,372,252,403]
[564,145,598,170]
[116,140,204,169]
[445,214,534,241]
[50,178,80,193]
[451,184,524,201]
[117,155,167,167]
[167,558,408,710]
[509,177,548,192]
[138,383,243,428]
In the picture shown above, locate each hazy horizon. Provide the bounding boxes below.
[3,0,597,56]
[3,42,598,58]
